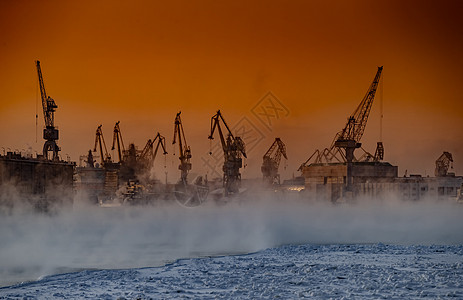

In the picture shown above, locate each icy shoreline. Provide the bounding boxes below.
[1,243,462,299]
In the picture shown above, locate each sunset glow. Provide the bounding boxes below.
[1,0,462,181]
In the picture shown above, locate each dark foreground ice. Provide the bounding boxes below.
[1,243,462,299]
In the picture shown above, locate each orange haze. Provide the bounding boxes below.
[1,0,462,181]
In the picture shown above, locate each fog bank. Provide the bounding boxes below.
[1,194,462,286]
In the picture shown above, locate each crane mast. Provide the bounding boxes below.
[36,60,60,160]
[93,125,111,166]
[261,138,288,185]
[111,121,126,163]
[374,142,384,161]
[173,112,192,184]
[208,110,246,196]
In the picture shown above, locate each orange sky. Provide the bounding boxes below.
[1,0,462,181]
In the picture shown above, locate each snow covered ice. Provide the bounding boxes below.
[1,195,463,298]
[1,244,462,299]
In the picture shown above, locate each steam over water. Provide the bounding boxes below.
[1,193,462,287]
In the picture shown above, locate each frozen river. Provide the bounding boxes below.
[1,196,462,298]
[1,243,462,299]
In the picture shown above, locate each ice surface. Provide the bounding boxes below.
[0,244,462,299]
[1,195,462,298]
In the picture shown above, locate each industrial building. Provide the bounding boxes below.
[0,152,74,210]
[301,160,462,202]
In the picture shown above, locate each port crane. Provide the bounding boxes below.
[300,67,384,167]
[333,66,383,191]
[172,112,192,185]
[333,66,383,148]
[208,110,246,196]
[139,132,168,167]
[36,60,60,160]
[111,121,126,163]
[93,125,112,166]
[435,151,453,177]
[261,138,288,185]
[299,66,383,192]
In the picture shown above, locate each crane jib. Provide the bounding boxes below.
[341,66,383,143]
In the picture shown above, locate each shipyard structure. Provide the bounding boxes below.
[299,158,462,202]
[298,67,462,202]
[1,62,462,210]
[0,152,74,210]
[0,61,75,211]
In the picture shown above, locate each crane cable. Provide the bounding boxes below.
[36,72,39,143]
[171,144,175,169]
[379,69,384,142]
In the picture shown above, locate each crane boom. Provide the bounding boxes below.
[140,132,167,164]
[209,110,228,154]
[153,133,168,159]
[140,139,153,160]
[36,61,57,127]
[93,125,111,165]
[173,112,192,184]
[111,121,126,163]
[337,66,383,143]
[35,60,60,160]
[263,138,287,162]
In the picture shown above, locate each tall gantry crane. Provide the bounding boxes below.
[93,125,112,166]
[173,112,192,185]
[333,66,383,190]
[333,66,383,191]
[261,138,288,185]
[111,121,126,163]
[208,110,246,196]
[435,151,453,177]
[299,67,383,192]
[36,60,60,160]
[139,132,168,167]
